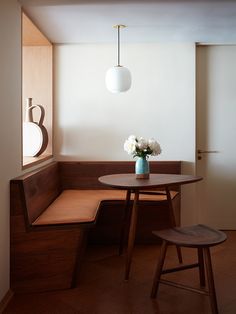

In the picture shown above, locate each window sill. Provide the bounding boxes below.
[22,154,53,170]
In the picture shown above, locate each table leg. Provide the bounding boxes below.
[125,189,139,280]
[119,189,131,255]
[165,187,183,263]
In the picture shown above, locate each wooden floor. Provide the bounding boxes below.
[4,231,236,314]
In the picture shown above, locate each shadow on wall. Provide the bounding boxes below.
[55,126,132,161]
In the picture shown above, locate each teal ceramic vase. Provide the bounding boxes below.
[135,156,150,179]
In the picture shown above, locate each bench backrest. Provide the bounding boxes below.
[11,162,61,225]
[59,161,181,190]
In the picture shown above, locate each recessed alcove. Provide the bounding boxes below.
[22,12,53,168]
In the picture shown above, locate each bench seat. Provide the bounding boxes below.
[33,189,178,226]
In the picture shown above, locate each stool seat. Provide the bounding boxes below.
[153,224,227,248]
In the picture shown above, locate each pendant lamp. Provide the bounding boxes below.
[106,25,131,93]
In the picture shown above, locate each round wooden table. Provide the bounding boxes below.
[99,173,203,280]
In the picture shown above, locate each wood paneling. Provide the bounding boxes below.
[59,161,181,190]
[10,162,81,293]
[11,228,83,293]
[22,13,51,46]
[23,163,61,224]
[11,162,61,225]
[22,45,53,158]
[0,290,13,313]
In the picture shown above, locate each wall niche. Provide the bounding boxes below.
[22,12,53,168]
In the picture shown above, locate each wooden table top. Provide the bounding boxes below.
[99,173,203,190]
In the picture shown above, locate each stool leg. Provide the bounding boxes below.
[151,240,168,298]
[198,248,205,287]
[165,187,183,263]
[176,246,183,264]
[203,247,219,314]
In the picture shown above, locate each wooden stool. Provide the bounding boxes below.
[150,224,227,314]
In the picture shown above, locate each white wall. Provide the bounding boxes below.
[54,43,197,224]
[0,0,22,301]
[55,43,195,162]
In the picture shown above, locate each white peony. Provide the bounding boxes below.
[128,135,136,142]
[124,135,161,158]
[137,137,148,150]
[148,138,162,156]
[124,136,137,155]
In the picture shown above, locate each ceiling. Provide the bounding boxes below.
[20,0,236,44]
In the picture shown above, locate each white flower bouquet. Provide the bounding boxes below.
[124,135,161,159]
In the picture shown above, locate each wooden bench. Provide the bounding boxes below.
[10,161,181,293]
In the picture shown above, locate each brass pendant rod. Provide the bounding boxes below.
[113,24,126,66]
[117,25,120,66]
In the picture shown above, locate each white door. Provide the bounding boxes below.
[196,45,236,229]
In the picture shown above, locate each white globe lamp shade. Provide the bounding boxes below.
[106,66,131,93]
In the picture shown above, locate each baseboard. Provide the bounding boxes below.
[0,289,14,313]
